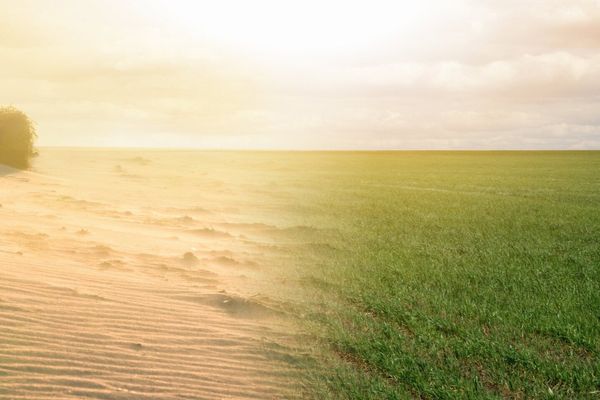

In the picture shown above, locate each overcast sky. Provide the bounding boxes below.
[2,0,600,149]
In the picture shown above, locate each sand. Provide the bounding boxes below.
[0,149,304,399]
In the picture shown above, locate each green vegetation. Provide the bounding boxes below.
[0,106,37,169]
[274,152,600,399]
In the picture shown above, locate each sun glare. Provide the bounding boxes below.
[148,0,428,59]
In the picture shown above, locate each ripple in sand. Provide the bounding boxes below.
[176,293,280,320]
[186,228,232,239]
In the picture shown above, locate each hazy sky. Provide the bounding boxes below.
[2,0,600,149]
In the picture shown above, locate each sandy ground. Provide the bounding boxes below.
[0,149,305,399]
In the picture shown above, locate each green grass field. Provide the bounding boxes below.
[270,151,600,399]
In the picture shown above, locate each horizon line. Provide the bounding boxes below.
[37,146,600,152]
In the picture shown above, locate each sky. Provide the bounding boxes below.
[1,0,600,149]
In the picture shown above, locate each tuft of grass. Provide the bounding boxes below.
[266,151,600,399]
[0,106,37,169]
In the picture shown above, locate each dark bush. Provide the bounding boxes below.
[0,106,37,169]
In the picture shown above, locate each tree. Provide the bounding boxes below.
[0,106,37,169]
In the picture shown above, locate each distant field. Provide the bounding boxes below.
[272,152,600,399]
